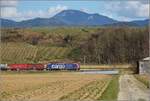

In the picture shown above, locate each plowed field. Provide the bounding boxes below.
[0,72,111,101]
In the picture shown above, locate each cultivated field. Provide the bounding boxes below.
[0,43,70,64]
[0,72,113,101]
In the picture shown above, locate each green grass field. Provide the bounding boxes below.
[100,76,119,100]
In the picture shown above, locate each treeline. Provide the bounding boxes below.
[69,27,149,64]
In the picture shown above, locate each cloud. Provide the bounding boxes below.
[80,8,91,13]
[48,5,68,17]
[0,0,18,7]
[125,1,149,18]
[116,16,134,22]
[104,1,149,20]
[137,3,149,17]
[0,0,19,19]
[139,0,149,4]
[23,10,46,19]
[1,7,17,17]
[1,3,68,21]
[21,5,68,21]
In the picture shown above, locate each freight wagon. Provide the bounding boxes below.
[8,64,45,71]
[0,64,8,70]
[29,64,45,70]
[46,63,80,70]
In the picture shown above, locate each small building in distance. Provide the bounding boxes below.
[139,57,150,74]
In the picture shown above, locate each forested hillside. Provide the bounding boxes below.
[1,27,149,64]
[69,27,149,64]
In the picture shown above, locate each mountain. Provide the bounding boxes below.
[104,19,149,27]
[131,19,149,27]
[53,10,117,25]
[0,10,118,28]
[18,17,67,27]
[0,9,149,28]
[1,18,18,27]
[0,17,67,28]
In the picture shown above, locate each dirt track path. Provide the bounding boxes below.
[118,75,150,101]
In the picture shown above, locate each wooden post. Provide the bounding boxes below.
[83,56,86,65]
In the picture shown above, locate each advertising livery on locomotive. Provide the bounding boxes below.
[0,63,80,71]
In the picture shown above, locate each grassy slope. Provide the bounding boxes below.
[134,75,150,88]
[100,75,119,100]
[30,27,98,42]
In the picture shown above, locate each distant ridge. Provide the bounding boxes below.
[104,19,149,27]
[0,9,149,28]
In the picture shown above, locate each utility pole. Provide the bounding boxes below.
[83,56,86,65]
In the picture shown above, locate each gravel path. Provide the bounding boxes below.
[118,75,150,101]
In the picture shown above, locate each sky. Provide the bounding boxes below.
[0,0,149,22]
